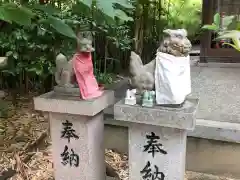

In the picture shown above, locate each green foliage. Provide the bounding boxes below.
[202,24,219,31]
[105,24,132,50]
[0,0,134,39]
[202,13,221,32]
[202,12,240,52]
[95,71,114,85]
[0,15,77,90]
[81,0,134,21]
[164,0,202,40]
[213,13,221,27]
[1,27,50,76]
[202,13,238,32]
[0,0,134,90]
[217,30,240,52]
[0,3,35,25]
[0,0,204,91]
[45,16,77,39]
[0,2,79,39]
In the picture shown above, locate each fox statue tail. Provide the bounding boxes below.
[129,51,144,76]
[55,53,68,85]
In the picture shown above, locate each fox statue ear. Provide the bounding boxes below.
[163,29,188,38]
[85,31,93,41]
[77,31,93,41]
[86,31,93,40]
[179,29,187,37]
[77,31,82,39]
[163,29,172,36]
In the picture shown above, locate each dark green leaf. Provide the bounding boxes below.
[222,15,235,29]
[215,30,240,40]
[0,3,35,26]
[36,69,43,75]
[202,24,219,31]
[81,0,92,7]
[1,70,15,76]
[13,52,18,60]
[115,10,133,22]
[0,7,12,23]
[96,0,115,19]
[236,22,240,31]
[27,66,43,75]
[72,1,91,16]
[115,0,134,9]
[46,16,77,39]
[31,4,60,15]
[213,13,220,26]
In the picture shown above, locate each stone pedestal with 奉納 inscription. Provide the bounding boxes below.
[34,90,114,180]
[114,98,199,180]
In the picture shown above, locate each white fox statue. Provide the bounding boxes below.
[129,29,192,94]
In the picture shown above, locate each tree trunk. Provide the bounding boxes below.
[134,4,144,56]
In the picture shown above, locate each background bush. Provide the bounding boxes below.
[0,0,202,94]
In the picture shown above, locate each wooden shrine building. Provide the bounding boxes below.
[200,0,240,62]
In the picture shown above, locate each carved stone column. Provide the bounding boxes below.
[34,90,114,180]
[114,98,199,180]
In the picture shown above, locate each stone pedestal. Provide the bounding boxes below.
[34,90,114,180]
[53,86,80,97]
[114,98,199,180]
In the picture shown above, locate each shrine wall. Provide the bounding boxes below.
[214,0,240,15]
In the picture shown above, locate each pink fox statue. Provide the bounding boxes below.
[54,31,103,99]
[72,31,103,99]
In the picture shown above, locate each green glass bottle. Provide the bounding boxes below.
[142,91,154,107]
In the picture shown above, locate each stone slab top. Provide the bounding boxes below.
[34,90,114,116]
[114,98,199,130]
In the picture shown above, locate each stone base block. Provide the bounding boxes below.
[54,86,80,97]
[34,90,114,116]
[50,112,105,180]
[114,98,199,130]
[129,123,187,180]
[34,90,114,180]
